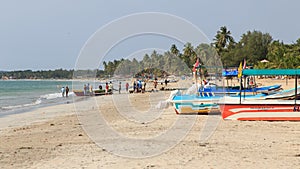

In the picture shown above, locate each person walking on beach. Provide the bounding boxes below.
[118,82,121,94]
[165,78,168,87]
[133,81,136,93]
[105,82,109,95]
[89,85,93,96]
[125,82,129,93]
[65,86,69,97]
[154,78,158,91]
[83,84,87,96]
[109,81,113,94]
[87,83,90,95]
[61,86,65,97]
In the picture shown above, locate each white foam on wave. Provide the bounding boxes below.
[40,92,62,100]
[1,92,75,111]
[2,98,42,110]
[40,92,74,100]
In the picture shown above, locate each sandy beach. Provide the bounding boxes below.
[1,78,300,168]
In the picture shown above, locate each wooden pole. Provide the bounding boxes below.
[295,75,297,105]
[239,76,242,104]
[195,70,199,96]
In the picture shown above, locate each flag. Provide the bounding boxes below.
[238,61,243,78]
[243,59,246,69]
[193,58,199,72]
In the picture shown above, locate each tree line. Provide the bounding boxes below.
[214,26,300,69]
[1,69,74,79]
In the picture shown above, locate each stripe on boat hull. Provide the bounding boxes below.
[220,104,300,121]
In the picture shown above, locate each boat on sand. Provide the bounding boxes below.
[220,69,300,121]
[73,89,112,96]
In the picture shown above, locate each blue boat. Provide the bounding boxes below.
[170,92,221,114]
[170,84,281,114]
[200,84,282,96]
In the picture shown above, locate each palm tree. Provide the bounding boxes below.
[170,44,180,57]
[182,42,197,69]
[214,26,234,54]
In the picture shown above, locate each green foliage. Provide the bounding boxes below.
[218,29,273,67]
[1,69,74,79]
[213,26,234,54]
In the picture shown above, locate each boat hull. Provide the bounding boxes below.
[73,89,112,96]
[171,94,221,114]
[220,103,300,121]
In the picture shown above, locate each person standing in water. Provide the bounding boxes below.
[61,86,65,97]
[65,86,69,97]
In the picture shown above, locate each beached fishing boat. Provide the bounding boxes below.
[171,93,221,114]
[220,69,300,121]
[220,98,300,121]
[73,89,112,96]
[201,84,281,96]
[170,87,277,115]
[170,73,281,115]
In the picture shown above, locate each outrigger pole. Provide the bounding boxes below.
[295,75,298,105]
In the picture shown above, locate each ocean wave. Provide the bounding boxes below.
[1,98,42,110]
[0,92,75,111]
[40,92,74,100]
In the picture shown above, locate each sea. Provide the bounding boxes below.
[0,79,114,117]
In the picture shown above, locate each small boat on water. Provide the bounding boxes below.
[220,69,300,121]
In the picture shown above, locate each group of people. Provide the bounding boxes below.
[61,86,69,97]
[104,82,113,94]
[133,79,147,93]
[98,81,129,95]
[83,83,94,96]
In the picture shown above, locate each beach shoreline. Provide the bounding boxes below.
[1,78,300,168]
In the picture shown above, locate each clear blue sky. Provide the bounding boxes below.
[1,0,300,71]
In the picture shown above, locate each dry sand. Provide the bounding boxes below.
[0,78,300,168]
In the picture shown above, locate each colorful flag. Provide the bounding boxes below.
[193,58,199,72]
[238,61,243,78]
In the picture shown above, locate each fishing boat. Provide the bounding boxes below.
[201,84,281,96]
[171,92,221,114]
[73,89,112,96]
[220,69,300,121]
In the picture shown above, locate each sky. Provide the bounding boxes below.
[1,0,300,71]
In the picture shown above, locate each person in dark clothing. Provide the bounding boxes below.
[65,86,69,97]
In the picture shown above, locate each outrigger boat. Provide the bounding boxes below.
[219,69,300,121]
[170,67,281,115]
[202,84,281,96]
[73,89,112,96]
[170,85,279,115]
[171,92,221,114]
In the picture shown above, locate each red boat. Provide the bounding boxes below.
[220,99,300,121]
[220,69,300,121]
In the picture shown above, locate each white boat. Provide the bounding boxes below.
[220,69,300,121]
